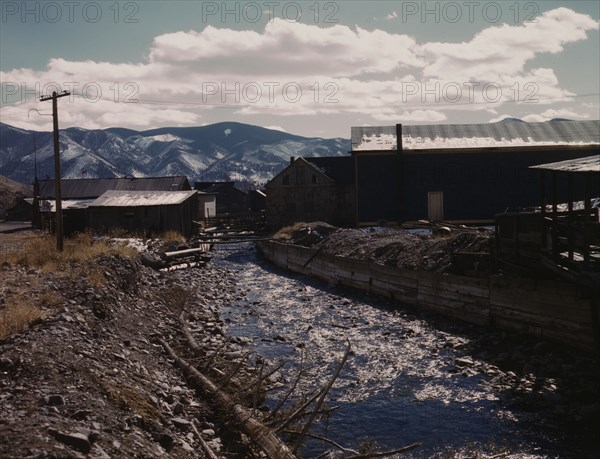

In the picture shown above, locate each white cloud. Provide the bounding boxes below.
[148,19,424,75]
[263,125,287,132]
[420,7,598,81]
[386,11,398,20]
[489,108,592,123]
[372,109,447,122]
[522,108,591,122]
[0,8,597,132]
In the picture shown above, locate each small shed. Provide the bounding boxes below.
[87,190,198,237]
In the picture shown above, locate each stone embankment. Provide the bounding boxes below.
[0,241,268,458]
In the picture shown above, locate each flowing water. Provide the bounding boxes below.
[213,244,588,458]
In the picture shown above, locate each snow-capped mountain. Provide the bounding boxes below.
[0,122,350,188]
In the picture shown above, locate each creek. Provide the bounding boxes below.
[212,244,592,458]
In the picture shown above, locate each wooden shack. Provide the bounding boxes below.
[36,176,192,235]
[87,190,198,237]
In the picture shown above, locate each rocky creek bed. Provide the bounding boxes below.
[0,238,275,458]
[1,235,599,458]
[214,243,600,458]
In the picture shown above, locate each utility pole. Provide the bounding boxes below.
[40,90,70,251]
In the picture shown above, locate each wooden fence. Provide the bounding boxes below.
[257,241,595,352]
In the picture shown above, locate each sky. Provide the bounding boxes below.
[1,0,599,138]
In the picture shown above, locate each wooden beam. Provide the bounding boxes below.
[540,171,546,248]
[584,174,592,263]
[551,172,559,262]
[568,174,574,261]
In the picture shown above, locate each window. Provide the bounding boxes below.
[282,174,290,185]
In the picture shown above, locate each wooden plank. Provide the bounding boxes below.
[370,282,418,304]
[258,240,595,352]
[490,305,590,331]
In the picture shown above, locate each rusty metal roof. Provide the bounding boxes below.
[529,155,600,173]
[89,190,197,207]
[39,176,191,199]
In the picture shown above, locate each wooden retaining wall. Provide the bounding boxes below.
[257,241,594,352]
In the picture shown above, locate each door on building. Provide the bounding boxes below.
[428,191,444,221]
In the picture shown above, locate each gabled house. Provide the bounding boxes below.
[265,157,355,228]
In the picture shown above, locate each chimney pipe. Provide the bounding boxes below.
[290,156,295,164]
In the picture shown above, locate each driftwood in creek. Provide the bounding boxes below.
[159,339,297,459]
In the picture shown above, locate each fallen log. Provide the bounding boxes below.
[159,339,296,459]
[164,247,211,259]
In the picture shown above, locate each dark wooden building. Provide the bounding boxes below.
[249,189,266,212]
[35,176,193,235]
[194,182,249,215]
[87,190,198,237]
[496,155,600,281]
[352,120,600,225]
[265,157,355,228]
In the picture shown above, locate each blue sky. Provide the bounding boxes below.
[1,1,598,137]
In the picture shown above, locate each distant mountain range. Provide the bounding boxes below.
[0,122,350,188]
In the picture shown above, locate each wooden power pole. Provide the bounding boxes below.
[40,90,70,251]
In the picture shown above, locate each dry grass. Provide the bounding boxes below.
[0,232,139,339]
[158,230,186,245]
[1,232,138,273]
[100,380,163,422]
[274,222,310,240]
[274,221,335,240]
[37,291,64,308]
[0,298,49,340]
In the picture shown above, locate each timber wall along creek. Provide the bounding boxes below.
[256,241,595,352]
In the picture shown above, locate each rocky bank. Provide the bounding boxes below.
[0,242,263,458]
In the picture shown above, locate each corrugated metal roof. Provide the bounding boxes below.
[25,198,95,212]
[530,155,600,173]
[352,120,600,151]
[39,176,191,199]
[89,190,197,207]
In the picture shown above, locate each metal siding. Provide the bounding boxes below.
[400,147,599,222]
[356,155,402,222]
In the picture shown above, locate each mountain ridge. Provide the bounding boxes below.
[0,122,350,188]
